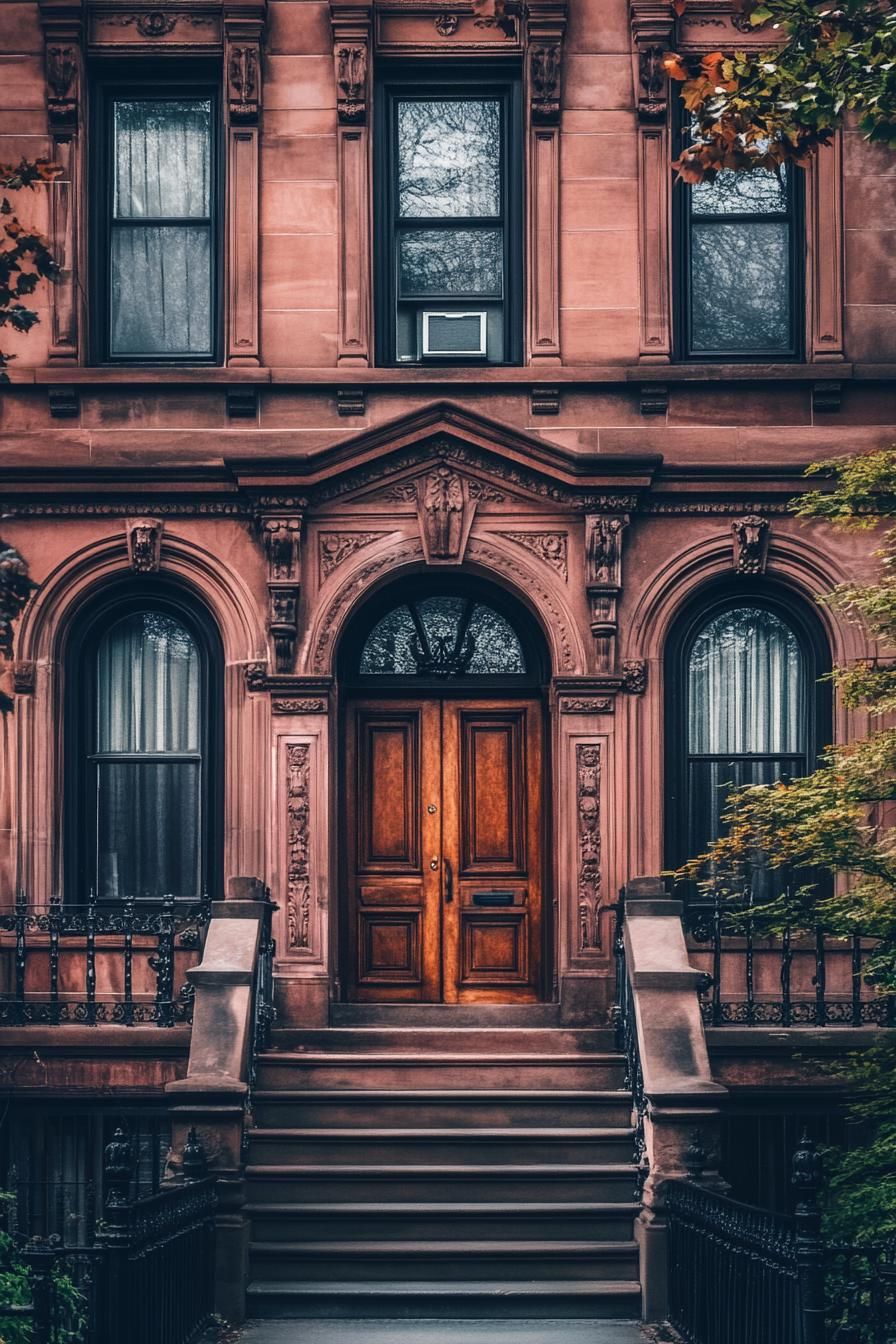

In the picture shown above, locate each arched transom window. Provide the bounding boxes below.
[358,594,527,678]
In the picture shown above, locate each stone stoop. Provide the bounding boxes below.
[243,1026,641,1320]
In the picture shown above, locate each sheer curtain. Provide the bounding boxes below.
[94,613,201,901]
[687,607,805,850]
[110,99,212,357]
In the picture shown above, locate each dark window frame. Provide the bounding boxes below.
[664,581,831,874]
[89,62,224,366]
[64,580,223,903]
[672,98,805,362]
[374,61,524,368]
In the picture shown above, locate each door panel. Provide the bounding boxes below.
[442,700,543,1004]
[345,701,441,1001]
[344,697,544,1003]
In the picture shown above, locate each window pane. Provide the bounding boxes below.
[399,229,503,297]
[691,166,788,217]
[96,761,200,900]
[96,612,200,753]
[110,225,211,356]
[465,603,525,674]
[359,605,419,674]
[688,607,805,756]
[688,756,803,853]
[397,99,501,218]
[114,100,211,219]
[690,220,791,352]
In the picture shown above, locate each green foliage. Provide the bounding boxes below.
[0,1194,85,1344]
[680,448,896,1243]
[666,0,896,182]
[0,159,60,379]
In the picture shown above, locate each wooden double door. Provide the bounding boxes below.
[343,697,545,1003]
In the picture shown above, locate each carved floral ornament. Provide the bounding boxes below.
[576,743,602,951]
[286,743,311,950]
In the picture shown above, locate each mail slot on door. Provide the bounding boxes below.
[472,891,516,907]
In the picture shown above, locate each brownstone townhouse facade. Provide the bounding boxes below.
[0,0,893,1326]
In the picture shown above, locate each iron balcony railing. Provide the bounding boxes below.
[0,892,211,1025]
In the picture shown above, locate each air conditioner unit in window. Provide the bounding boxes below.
[421,311,487,359]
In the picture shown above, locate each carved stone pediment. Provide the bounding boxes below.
[228,404,660,516]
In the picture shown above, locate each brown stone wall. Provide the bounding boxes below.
[0,0,893,1032]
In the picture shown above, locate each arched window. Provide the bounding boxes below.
[342,581,545,688]
[666,593,829,870]
[67,591,220,901]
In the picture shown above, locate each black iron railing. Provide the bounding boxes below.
[681,878,893,1028]
[1,1128,216,1344]
[244,890,277,1156]
[0,892,211,1025]
[612,891,648,1196]
[667,1135,896,1344]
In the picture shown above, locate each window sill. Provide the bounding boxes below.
[9,362,864,387]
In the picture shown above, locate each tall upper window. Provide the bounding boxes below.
[68,595,219,902]
[95,85,218,361]
[675,127,803,359]
[376,69,522,365]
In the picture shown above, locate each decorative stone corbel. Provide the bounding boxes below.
[621,659,648,695]
[258,513,303,673]
[416,466,476,565]
[525,2,567,363]
[126,518,163,574]
[224,0,266,366]
[40,0,84,364]
[732,514,770,575]
[0,539,37,660]
[630,0,676,363]
[585,513,628,674]
[331,4,373,366]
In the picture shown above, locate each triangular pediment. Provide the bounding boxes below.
[228,401,660,510]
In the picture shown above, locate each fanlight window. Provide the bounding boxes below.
[686,605,806,853]
[90,611,203,900]
[359,595,526,677]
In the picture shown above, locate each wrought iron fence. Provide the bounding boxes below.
[1,1127,216,1344]
[0,892,211,1026]
[243,890,277,1157]
[681,878,893,1028]
[666,1136,896,1344]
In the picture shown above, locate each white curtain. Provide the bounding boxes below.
[95,613,200,900]
[688,607,804,756]
[110,99,212,356]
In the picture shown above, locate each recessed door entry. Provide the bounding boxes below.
[344,697,544,1003]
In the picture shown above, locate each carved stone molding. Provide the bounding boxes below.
[0,539,37,660]
[732,514,770,575]
[621,659,648,695]
[285,744,311,950]
[335,43,368,123]
[274,698,327,714]
[330,3,373,366]
[319,531,384,581]
[529,42,561,124]
[126,517,163,573]
[629,0,675,122]
[40,1,84,362]
[245,661,268,691]
[45,40,79,128]
[499,531,568,582]
[585,513,628,674]
[227,43,260,123]
[13,661,36,695]
[576,743,602,951]
[417,466,476,564]
[257,512,302,673]
[561,696,613,715]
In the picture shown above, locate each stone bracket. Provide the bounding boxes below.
[256,511,303,673]
[584,512,628,674]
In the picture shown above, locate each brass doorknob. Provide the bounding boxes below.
[430,857,439,870]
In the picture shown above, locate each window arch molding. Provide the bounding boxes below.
[64,577,224,903]
[663,578,832,873]
[337,574,550,691]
